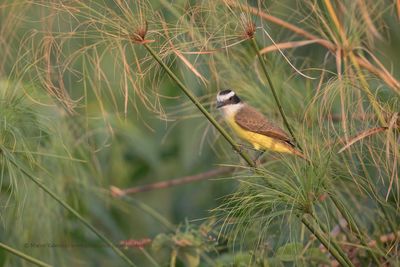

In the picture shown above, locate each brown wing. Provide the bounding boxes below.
[235,105,294,146]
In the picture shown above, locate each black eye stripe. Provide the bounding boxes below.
[227,95,240,104]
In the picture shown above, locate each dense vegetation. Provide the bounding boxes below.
[0,0,399,266]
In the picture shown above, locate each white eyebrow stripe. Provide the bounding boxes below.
[217,91,235,102]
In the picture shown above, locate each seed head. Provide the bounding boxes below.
[130,21,154,44]
[240,13,256,39]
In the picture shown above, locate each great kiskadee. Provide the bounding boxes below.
[216,89,306,159]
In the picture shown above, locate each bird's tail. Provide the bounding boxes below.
[289,147,309,162]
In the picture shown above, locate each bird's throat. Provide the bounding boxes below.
[221,103,244,118]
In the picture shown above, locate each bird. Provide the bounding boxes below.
[216,89,306,160]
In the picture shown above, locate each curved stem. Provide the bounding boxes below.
[0,242,52,267]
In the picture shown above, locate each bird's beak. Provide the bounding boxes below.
[216,102,223,109]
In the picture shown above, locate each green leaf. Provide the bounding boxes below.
[275,242,303,262]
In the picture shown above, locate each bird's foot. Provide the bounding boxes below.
[239,144,260,152]
[253,151,265,167]
[235,144,253,153]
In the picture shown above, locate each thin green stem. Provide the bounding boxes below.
[119,195,175,231]
[142,43,255,167]
[4,152,136,267]
[354,151,398,234]
[250,38,301,150]
[324,200,354,243]
[329,194,382,265]
[348,53,386,125]
[140,248,161,267]
[300,214,354,267]
[0,242,52,267]
[377,200,397,234]
[309,212,354,267]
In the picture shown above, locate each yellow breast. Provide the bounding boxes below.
[226,116,292,153]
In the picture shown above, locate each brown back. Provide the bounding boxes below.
[235,105,293,146]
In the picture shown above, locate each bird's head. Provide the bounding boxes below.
[216,89,241,109]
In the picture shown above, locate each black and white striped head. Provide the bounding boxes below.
[216,89,241,108]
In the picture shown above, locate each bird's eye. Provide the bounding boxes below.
[229,96,233,100]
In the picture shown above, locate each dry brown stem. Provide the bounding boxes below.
[338,127,388,153]
[110,167,233,196]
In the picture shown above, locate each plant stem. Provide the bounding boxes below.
[114,167,233,195]
[142,43,255,167]
[0,242,52,267]
[348,52,386,125]
[4,153,136,267]
[250,38,301,149]
[140,248,161,267]
[308,212,354,267]
[329,194,382,265]
[377,200,397,234]
[119,195,175,231]
[355,154,398,234]
[300,214,354,267]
